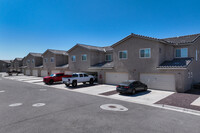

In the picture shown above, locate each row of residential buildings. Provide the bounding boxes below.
[1,33,200,92]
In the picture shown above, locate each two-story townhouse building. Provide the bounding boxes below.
[41,49,70,77]
[25,53,43,76]
[108,33,200,92]
[68,44,113,83]
[0,60,11,72]
[8,60,14,72]
[13,58,23,72]
[21,56,27,74]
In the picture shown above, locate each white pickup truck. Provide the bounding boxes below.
[62,73,95,87]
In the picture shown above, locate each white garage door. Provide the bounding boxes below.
[32,70,38,77]
[51,70,60,74]
[64,71,73,75]
[41,70,48,77]
[105,72,129,85]
[140,73,176,91]
[26,70,31,76]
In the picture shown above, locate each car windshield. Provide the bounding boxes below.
[50,74,55,77]
[72,74,78,77]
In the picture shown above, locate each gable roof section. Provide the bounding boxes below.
[68,44,113,53]
[29,53,42,57]
[111,33,169,48]
[162,33,200,45]
[0,60,12,63]
[14,58,23,61]
[42,49,68,56]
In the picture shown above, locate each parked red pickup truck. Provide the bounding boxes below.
[43,73,72,85]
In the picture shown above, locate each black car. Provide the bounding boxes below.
[116,80,148,94]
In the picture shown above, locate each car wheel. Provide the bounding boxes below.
[132,89,136,94]
[89,79,94,85]
[49,80,54,85]
[83,82,86,85]
[144,86,148,91]
[72,81,77,87]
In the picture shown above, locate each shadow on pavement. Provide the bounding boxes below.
[120,90,151,97]
[66,83,99,90]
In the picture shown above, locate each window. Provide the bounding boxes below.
[196,50,198,61]
[84,74,88,77]
[119,50,127,59]
[80,74,83,77]
[105,54,112,61]
[44,58,48,63]
[140,48,151,58]
[175,48,188,58]
[72,74,78,77]
[159,48,162,54]
[81,54,87,61]
[32,59,34,63]
[71,55,76,62]
[27,60,30,63]
[50,57,54,62]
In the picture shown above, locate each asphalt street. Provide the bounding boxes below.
[0,77,200,133]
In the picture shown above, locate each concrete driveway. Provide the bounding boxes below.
[3,74,174,107]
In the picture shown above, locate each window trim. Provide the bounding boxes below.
[196,49,198,61]
[32,59,35,63]
[118,50,128,60]
[175,48,188,58]
[105,54,112,61]
[71,55,76,62]
[139,48,151,58]
[44,58,48,63]
[81,54,87,61]
[50,57,54,63]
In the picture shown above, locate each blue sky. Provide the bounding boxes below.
[0,0,200,60]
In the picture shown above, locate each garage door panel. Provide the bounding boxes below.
[26,70,31,76]
[32,70,38,77]
[41,70,48,77]
[106,72,128,85]
[51,70,60,74]
[140,73,175,91]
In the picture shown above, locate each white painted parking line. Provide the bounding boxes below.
[191,96,200,106]
[32,103,46,107]
[9,103,23,107]
[0,90,5,93]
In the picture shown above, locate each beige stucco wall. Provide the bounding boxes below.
[0,61,10,72]
[13,59,22,72]
[42,51,69,75]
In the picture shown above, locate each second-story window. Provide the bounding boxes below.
[50,57,54,63]
[27,60,30,64]
[44,58,48,63]
[71,55,76,62]
[81,54,87,61]
[105,54,112,61]
[119,50,127,59]
[175,48,188,58]
[32,59,34,63]
[140,48,151,58]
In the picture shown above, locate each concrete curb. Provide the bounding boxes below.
[154,104,200,116]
